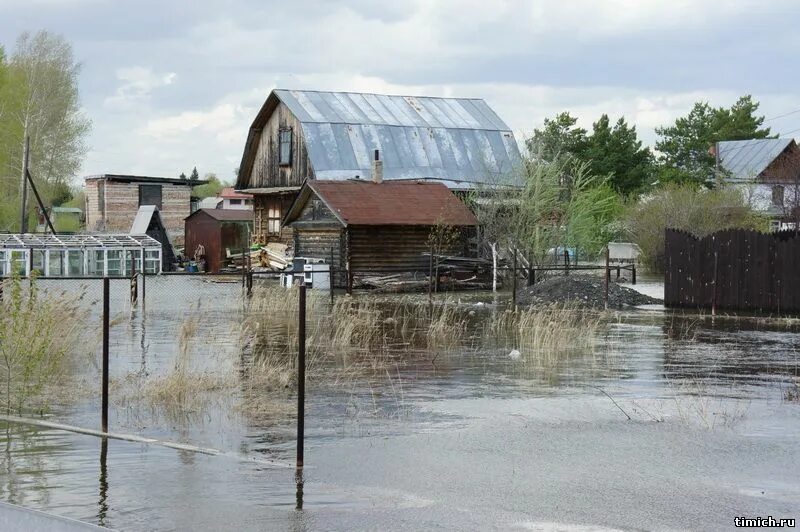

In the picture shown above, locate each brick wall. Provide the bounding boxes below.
[86,179,193,248]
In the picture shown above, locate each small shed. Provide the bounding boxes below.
[0,234,162,277]
[184,209,253,273]
[283,180,478,287]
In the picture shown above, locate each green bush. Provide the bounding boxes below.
[624,184,768,272]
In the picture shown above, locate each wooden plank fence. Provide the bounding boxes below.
[664,228,800,313]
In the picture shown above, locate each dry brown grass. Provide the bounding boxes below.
[0,276,94,414]
[486,304,604,365]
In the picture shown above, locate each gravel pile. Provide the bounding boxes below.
[517,274,661,308]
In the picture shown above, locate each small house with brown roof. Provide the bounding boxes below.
[184,209,253,273]
[283,179,478,287]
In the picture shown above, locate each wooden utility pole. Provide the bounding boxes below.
[20,136,30,233]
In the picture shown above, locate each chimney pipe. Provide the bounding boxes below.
[372,149,383,184]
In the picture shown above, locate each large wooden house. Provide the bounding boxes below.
[235,89,522,244]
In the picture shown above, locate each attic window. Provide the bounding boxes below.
[772,185,785,207]
[279,129,292,166]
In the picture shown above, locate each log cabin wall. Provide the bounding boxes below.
[348,225,474,274]
[290,194,346,286]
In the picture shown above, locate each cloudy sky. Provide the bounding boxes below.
[2,0,800,184]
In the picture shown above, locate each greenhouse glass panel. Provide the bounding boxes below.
[88,250,104,276]
[31,250,45,276]
[144,250,160,274]
[107,250,122,276]
[48,251,64,277]
[11,251,26,276]
[67,251,84,276]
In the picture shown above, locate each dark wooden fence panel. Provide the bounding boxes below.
[664,228,800,313]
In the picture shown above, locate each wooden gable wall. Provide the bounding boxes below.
[248,101,314,189]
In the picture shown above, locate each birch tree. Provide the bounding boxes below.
[0,31,90,230]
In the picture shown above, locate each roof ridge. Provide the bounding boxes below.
[274,88,486,102]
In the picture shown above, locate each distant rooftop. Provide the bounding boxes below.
[185,209,253,222]
[718,138,795,181]
[85,174,208,186]
[219,187,252,199]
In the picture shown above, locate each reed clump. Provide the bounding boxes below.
[0,275,92,414]
[486,304,604,364]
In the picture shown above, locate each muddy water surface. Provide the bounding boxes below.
[1,276,798,530]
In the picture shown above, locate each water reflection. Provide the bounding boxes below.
[98,437,108,527]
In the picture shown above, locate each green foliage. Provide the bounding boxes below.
[474,154,623,264]
[565,175,623,256]
[526,112,588,163]
[654,95,774,187]
[190,166,199,180]
[0,275,88,414]
[0,31,90,232]
[528,112,653,195]
[583,115,653,195]
[624,183,769,272]
[192,173,226,199]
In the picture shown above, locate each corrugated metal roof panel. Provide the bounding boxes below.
[718,138,793,180]
[263,89,523,188]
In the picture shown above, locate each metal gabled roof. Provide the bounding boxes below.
[238,89,523,190]
[718,138,794,181]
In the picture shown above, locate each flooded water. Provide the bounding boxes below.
[1,276,799,530]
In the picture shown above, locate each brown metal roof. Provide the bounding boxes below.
[185,209,253,222]
[219,187,252,199]
[304,180,478,226]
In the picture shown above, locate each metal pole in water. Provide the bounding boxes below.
[102,277,110,433]
[329,246,335,306]
[428,244,434,315]
[296,283,306,469]
[712,251,718,317]
[512,249,517,309]
[604,247,610,311]
[130,251,138,306]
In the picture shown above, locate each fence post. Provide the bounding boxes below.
[428,244,434,315]
[512,249,517,309]
[140,247,146,312]
[527,253,533,287]
[712,251,718,317]
[631,264,636,285]
[102,277,110,433]
[564,249,569,275]
[604,247,610,311]
[130,251,138,306]
[329,247,335,306]
[296,283,306,469]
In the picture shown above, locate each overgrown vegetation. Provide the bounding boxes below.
[0,31,91,232]
[0,275,89,414]
[624,183,768,272]
[473,154,622,268]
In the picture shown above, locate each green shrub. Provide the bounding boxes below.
[624,184,768,272]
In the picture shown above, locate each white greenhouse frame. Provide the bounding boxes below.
[0,234,162,278]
